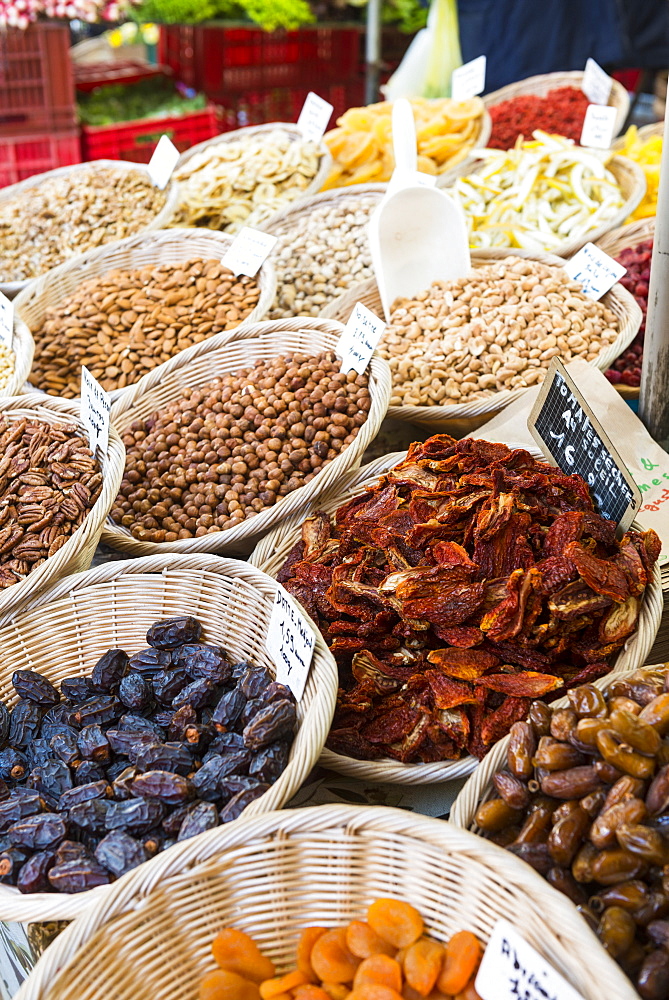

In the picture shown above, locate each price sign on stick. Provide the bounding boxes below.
[528,357,641,532]
[223,227,278,278]
[266,588,316,701]
[451,55,487,101]
[0,291,13,350]
[476,920,585,1000]
[580,103,617,149]
[336,302,386,374]
[564,241,626,300]
[297,92,334,142]
[147,134,180,189]
[582,57,613,105]
[81,366,111,456]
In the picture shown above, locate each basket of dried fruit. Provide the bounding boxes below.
[0,161,179,300]
[13,803,636,1000]
[102,318,391,557]
[249,437,663,785]
[323,249,641,436]
[0,393,124,626]
[172,124,332,235]
[0,553,337,923]
[13,228,277,402]
[450,663,669,1000]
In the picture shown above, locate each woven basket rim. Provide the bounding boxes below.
[0,309,34,398]
[14,803,638,1000]
[594,215,656,258]
[249,448,663,784]
[262,182,388,235]
[613,119,664,151]
[13,227,277,402]
[0,553,338,922]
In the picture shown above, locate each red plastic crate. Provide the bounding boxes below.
[215,81,364,130]
[81,106,223,163]
[0,130,81,188]
[0,24,76,136]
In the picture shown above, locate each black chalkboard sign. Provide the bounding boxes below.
[528,358,641,532]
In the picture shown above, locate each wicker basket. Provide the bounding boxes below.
[102,318,391,557]
[0,393,125,627]
[262,182,387,236]
[0,161,178,300]
[249,450,663,785]
[13,228,277,402]
[613,119,664,152]
[14,803,637,1000]
[483,70,630,139]
[322,248,641,436]
[0,553,337,922]
[0,312,34,399]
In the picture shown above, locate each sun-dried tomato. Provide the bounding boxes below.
[426,670,477,709]
[432,625,483,648]
[480,697,531,748]
[476,671,564,697]
[565,542,630,603]
[427,647,499,678]
[361,706,420,743]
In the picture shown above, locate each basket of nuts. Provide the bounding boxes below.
[0,553,338,923]
[13,804,636,1000]
[250,439,663,785]
[14,228,277,401]
[0,161,178,300]
[0,311,34,399]
[324,249,641,436]
[0,393,125,625]
[103,318,391,557]
[172,123,332,235]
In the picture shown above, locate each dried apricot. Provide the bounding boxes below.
[454,983,481,1000]
[353,955,403,992]
[200,969,262,1000]
[212,929,276,983]
[368,901,424,949]
[403,940,444,996]
[349,985,404,1000]
[437,933,481,996]
[260,971,309,999]
[346,922,396,959]
[321,984,350,1000]
[294,987,332,1000]
[311,928,360,983]
[297,927,328,982]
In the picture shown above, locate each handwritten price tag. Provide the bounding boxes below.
[476,920,585,1000]
[0,291,13,350]
[564,241,626,300]
[266,588,315,701]
[222,227,278,278]
[582,57,612,105]
[81,366,111,456]
[451,55,486,101]
[336,302,386,375]
[297,91,334,143]
[147,134,180,189]
[580,103,617,149]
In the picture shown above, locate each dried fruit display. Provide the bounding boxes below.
[616,126,661,221]
[488,88,590,150]
[0,616,296,893]
[605,239,652,389]
[278,436,659,764]
[200,900,483,1000]
[474,666,669,1000]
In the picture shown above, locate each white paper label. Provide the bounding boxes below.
[564,241,626,300]
[81,366,111,455]
[476,920,585,1000]
[297,91,334,142]
[266,588,315,701]
[386,168,438,197]
[580,103,617,149]
[336,302,386,374]
[0,291,13,350]
[451,55,487,101]
[147,134,180,189]
[582,57,612,105]
[222,227,278,278]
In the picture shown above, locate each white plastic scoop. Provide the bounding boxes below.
[369,98,471,320]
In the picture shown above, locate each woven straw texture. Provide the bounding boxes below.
[262,182,388,236]
[0,553,338,922]
[13,228,277,402]
[451,659,662,832]
[14,803,638,1000]
[613,119,664,151]
[322,248,642,436]
[0,393,125,627]
[0,312,34,398]
[102,318,391,557]
[249,450,663,785]
[176,123,332,203]
[0,160,178,300]
[483,70,630,138]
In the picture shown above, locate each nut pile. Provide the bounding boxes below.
[381,257,620,406]
[0,615,297,894]
[269,193,379,319]
[29,259,261,398]
[0,167,167,283]
[476,666,669,1000]
[0,416,102,589]
[173,130,323,234]
[112,352,371,542]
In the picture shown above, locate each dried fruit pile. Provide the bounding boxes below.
[278,436,659,765]
[605,239,652,389]
[0,616,296,893]
[476,666,669,1000]
[200,899,483,1000]
[488,87,590,150]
